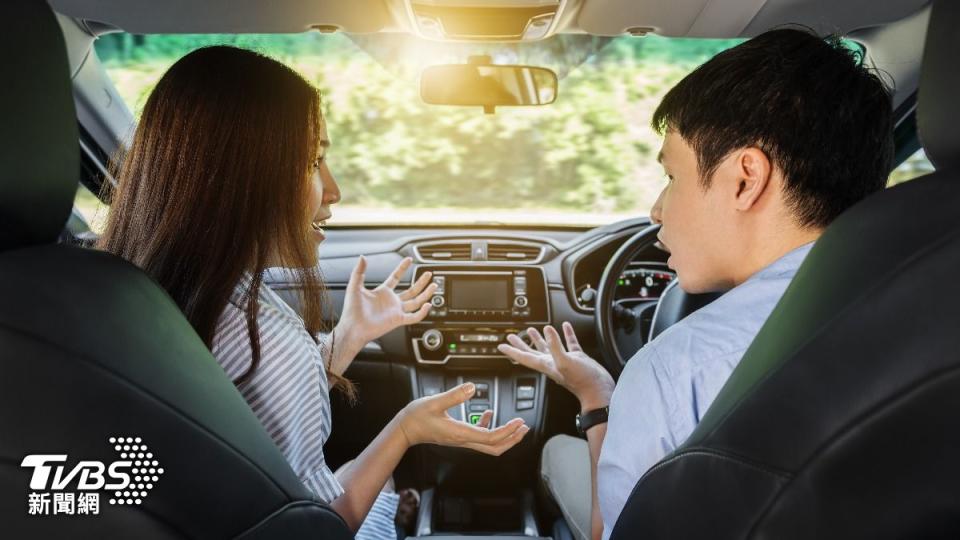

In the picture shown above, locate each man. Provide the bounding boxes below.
[498,28,894,540]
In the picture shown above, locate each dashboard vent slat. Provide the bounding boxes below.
[418,243,473,262]
[487,243,542,262]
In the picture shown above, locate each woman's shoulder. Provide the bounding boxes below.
[213,288,328,384]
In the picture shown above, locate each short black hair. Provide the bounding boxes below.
[652,28,894,228]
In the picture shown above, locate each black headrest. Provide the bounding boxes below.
[917,0,960,170]
[0,0,78,251]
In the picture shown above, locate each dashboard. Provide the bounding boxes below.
[265,220,671,456]
[266,219,673,369]
[565,231,674,311]
[402,235,673,366]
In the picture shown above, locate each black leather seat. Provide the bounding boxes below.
[0,1,351,538]
[610,1,960,538]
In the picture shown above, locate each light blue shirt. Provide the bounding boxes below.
[597,243,813,539]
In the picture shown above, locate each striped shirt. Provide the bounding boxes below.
[210,274,400,540]
[211,273,344,502]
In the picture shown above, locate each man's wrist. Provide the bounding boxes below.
[579,398,610,415]
[576,383,614,414]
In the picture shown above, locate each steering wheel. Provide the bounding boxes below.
[594,224,723,377]
[595,225,662,376]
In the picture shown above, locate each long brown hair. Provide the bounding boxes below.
[99,46,347,392]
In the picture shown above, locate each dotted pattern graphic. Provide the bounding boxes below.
[107,437,163,506]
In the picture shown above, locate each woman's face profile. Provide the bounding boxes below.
[308,117,340,246]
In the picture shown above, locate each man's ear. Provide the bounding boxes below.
[731,147,773,212]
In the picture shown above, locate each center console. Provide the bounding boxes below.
[409,265,549,427]
[407,265,553,536]
[411,265,549,365]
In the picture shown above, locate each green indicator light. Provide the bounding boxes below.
[468,414,482,425]
[617,279,625,285]
[449,343,457,349]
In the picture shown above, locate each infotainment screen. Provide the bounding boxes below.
[449,277,509,310]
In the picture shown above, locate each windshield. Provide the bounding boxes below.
[94,33,743,226]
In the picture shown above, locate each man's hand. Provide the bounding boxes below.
[497,322,615,411]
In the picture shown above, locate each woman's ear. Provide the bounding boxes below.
[732,147,773,212]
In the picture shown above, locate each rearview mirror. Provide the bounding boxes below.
[420,58,558,114]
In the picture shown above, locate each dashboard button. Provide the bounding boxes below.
[422,329,443,351]
[513,277,527,294]
[517,385,535,400]
[468,413,483,425]
[579,287,597,305]
[431,295,445,307]
[514,296,528,308]
[517,400,534,411]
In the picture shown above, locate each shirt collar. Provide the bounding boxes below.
[230,270,298,319]
[747,241,815,283]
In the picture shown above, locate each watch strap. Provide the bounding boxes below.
[576,406,609,435]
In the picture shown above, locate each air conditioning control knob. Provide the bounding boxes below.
[422,329,443,351]
[514,295,529,308]
[431,295,445,307]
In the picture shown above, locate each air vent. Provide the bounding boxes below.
[487,243,542,262]
[417,243,473,261]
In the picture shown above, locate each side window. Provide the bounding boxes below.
[888,149,934,186]
[73,183,108,236]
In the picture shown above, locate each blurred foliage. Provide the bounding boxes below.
[95,33,740,222]
[94,32,930,223]
[887,149,935,186]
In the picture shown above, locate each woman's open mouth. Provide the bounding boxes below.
[310,219,327,241]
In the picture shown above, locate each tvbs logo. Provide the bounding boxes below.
[21,436,164,516]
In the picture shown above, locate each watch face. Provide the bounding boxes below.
[575,415,582,433]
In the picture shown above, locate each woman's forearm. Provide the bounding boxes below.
[329,415,410,532]
[324,323,364,377]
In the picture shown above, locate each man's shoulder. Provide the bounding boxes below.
[640,273,796,372]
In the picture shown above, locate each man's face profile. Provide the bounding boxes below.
[651,131,738,294]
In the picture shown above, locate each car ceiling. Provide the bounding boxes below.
[50,0,929,39]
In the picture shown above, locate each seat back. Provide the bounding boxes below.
[611,1,960,538]
[0,1,350,538]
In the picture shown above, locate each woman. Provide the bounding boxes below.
[98,45,529,537]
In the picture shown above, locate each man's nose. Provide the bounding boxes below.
[650,188,665,224]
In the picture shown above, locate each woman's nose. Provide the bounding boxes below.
[322,164,341,205]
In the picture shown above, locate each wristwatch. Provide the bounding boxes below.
[575,406,609,435]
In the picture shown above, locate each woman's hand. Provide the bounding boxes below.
[331,382,527,532]
[396,382,529,456]
[331,256,436,372]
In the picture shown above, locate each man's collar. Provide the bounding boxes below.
[748,241,815,282]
